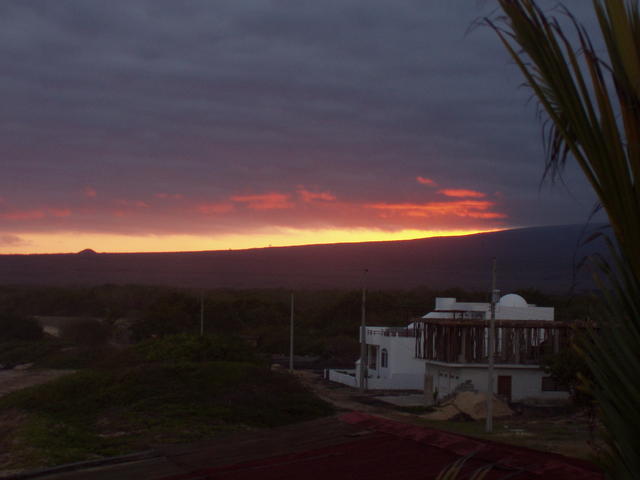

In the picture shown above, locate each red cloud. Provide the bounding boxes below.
[115,199,149,208]
[231,193,293,210]
[416,176,437,187]
[367,200,506,219]
[0,207,72,220]
[0,210,46,220]
[197,203,234,215]
[155,193,184,200]
[49,208,71,217]
[83,186,97,198]
[297,188,336,202]
[438,189,486,198]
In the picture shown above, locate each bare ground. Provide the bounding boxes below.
[293,369,599,460]
[0,369,75,398]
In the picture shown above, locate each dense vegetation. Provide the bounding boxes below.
[0,313,42,343]
[0,284,599,363]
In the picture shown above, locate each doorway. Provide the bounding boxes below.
[497,375,512,402]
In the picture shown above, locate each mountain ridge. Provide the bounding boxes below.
[0,224,605,292]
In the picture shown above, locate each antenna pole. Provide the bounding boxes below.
[289,293,295,372]
[200,291,204,336]
[359,269,368,392]
[486,258,498,433]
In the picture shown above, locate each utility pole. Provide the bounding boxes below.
[359,269,368,392]
[289,292,295,372]
[486,258,498,433]
[200,291,204,336]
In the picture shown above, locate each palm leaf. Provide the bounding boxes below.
[487,1,640,478]
[435,453,493,480]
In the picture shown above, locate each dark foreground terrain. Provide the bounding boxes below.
[0,339,333,474]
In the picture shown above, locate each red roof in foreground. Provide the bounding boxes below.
[160,412,602,480]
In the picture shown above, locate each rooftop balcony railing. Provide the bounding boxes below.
[366,327,418,338]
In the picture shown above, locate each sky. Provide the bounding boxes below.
[0,1,600,254]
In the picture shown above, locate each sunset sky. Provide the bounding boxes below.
[0,1,599,254]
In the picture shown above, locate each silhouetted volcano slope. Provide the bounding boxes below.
[0,225,604,292]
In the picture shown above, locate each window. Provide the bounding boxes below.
[541,376,568,392]
[381,349,388,368]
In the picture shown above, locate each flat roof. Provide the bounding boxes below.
[414,319,582,328]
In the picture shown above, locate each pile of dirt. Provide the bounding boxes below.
[422,404,459,421]
[422,391,513,421]
[452,391,513,420]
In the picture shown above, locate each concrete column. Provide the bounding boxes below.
[458,329,467,363]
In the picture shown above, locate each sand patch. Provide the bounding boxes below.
[422,392,513,421]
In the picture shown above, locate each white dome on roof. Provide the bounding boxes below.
[498,294,527,308]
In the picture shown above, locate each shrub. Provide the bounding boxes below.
[136,333,260,364]
[60,319,111,346]
[0,313,43,342]
[0,340,60,368]
[541,345,593,406]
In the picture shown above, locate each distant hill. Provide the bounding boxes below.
[0,224,607,292]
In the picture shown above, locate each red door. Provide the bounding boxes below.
[498,375,512,402]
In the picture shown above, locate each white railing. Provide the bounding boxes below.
[366,327,418,338]
[327,369,357,387]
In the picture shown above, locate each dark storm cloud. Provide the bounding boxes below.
[0,0,598,238]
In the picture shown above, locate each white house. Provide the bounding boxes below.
[328,324,423,390]
[328,294,572,403]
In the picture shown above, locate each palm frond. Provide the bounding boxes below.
[487,1,640,478]
[434,452,493,480]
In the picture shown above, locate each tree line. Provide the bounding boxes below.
[0,284,599,359]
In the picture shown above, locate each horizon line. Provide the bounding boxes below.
[0,227,520,256]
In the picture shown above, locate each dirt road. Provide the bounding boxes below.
[0,368,75,398]
[292,369,424,420]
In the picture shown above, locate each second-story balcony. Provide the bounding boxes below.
[413,318,580,366]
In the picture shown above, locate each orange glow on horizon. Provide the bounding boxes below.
[0,227,505,255]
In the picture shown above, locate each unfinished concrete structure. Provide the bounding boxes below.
[329,294,573,402]
[417,294,572,402]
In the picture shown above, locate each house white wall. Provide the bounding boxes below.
[331,329,425,390]
[360,328,424,390]
[424,361,569,402]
